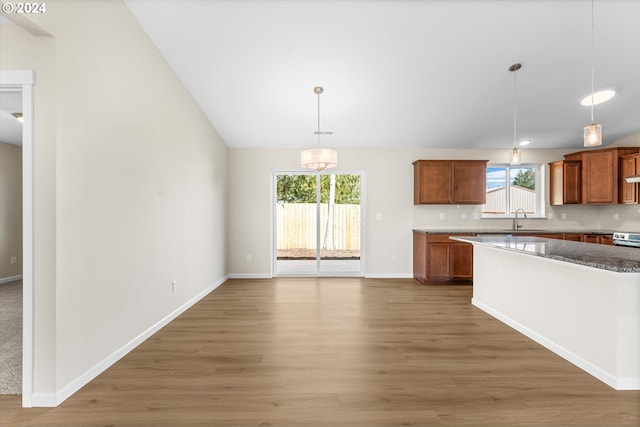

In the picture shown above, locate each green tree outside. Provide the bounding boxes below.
[277,174,361,204]
[512,169,535,190]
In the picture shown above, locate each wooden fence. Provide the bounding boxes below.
[276,203,361,250]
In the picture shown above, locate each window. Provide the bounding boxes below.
[483,164,545,217]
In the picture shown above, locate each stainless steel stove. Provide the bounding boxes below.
[612,232,640,248]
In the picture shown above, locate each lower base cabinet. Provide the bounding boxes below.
[413,231,615,285]
[413,232,474,284]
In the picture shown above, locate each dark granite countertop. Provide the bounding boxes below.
[412,229,621,235]
[450,235,640,273]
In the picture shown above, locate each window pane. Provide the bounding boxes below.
[509,166,536,214]
[483,166,508,214]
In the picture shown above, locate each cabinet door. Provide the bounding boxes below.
[620,155,638,204]
[414,161,453,204]
[563,161,581,204]
[427,243,450,281]
[600,235,614,245]
[582,234,600,244]
[563,233,583,242]
[585,151,615,203]
[453,161,486,204]
[413,232,427,283]
[450,243,473,280]
[550,161,581,205]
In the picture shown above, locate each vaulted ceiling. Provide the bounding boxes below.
[5,1,640,151]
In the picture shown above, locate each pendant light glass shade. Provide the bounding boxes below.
[301,86,337,171]
[300,147,337,171]
[510,147,522,165]
[584,123,602,147]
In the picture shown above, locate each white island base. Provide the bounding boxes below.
[469,243,640,390]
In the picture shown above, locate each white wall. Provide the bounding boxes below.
[229,141,640,278]
[0,21,58,395]
[2,0,229,403]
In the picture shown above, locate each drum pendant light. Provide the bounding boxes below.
[301,86,337,171]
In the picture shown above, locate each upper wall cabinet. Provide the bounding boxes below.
[620,153,640,204]
[413,160,488,205]
[562,147,639,204]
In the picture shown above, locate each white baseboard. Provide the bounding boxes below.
[227,273,413,280]
[227,273,272,279]
[364,273,413,279]
[471,297,638,391]
[52,275,229,406]
[0,274,23,285]
[30,392,57,407]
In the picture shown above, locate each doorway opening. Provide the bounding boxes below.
[273,171,364,276]
[1,70,35,407]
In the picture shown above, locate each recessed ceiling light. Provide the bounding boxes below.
[519,139,531,146]
[580,89,616,106]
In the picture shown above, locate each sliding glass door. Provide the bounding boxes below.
[274,171,363,276]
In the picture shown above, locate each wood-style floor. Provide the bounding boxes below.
[1,278,639,426]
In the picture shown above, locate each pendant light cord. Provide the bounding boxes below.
[590,0,595,124]
[317,89,321,145]
[513,67,517,149]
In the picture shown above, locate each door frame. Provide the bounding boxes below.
[271,169,366,277]
[0,70,35,407]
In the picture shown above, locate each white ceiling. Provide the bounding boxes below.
[8,1,640,151]
[124,0,640,151]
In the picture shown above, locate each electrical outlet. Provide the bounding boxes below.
[171,281,177,292]
[246,254,252,263]
[461,213,467,220]
[10,256,16,265]
[613,212,619,221]
[561,212,568,220]
[439,213,445,220]
[375,212,383,220]
[392,254,397,262]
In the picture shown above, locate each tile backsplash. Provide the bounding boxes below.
[413,203,640,231]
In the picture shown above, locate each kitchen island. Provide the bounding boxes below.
[451,235,640,390]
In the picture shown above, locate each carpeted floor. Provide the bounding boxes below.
[0,280,21,395]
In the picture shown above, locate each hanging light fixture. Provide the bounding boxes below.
[509,63,522,165]
[584,0,602,147]
[301,86,337,171]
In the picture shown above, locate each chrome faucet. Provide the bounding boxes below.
[513,208,527,230]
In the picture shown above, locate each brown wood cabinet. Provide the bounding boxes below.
[413,232,474,284]
[563,147,639,204]
[413,231,615,285]
[413,160,488,205]
[563,233,583,242]
[620,153,640,204]
[582,234,614,245]
[412,231,427,283]
[549,160,581,205]
[600,234,614,245]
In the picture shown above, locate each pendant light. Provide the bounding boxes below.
[301,86,337,171]
[509,63,522,165]
[584,0,602,147]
